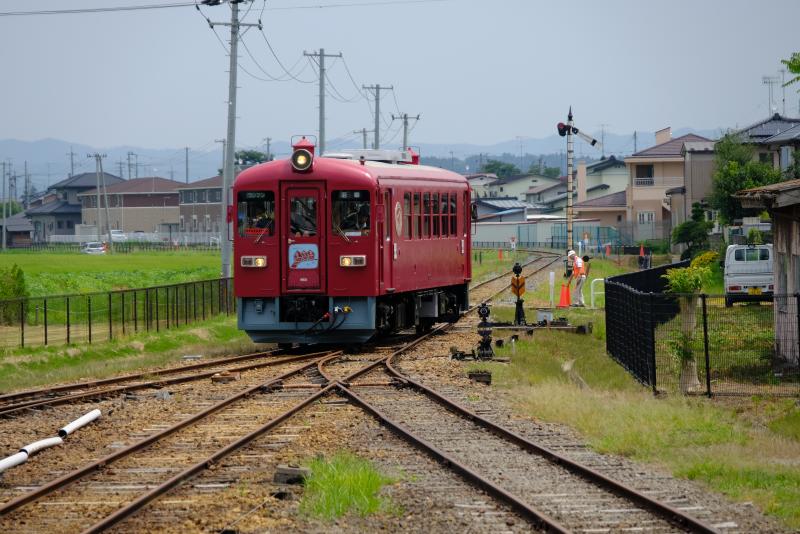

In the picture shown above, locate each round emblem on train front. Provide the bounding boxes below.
[394,201,403,237]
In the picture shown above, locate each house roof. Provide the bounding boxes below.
[586,155,625,172]
[682,141,715,154]
[465,173,498,181]
[734,113,800,144]
[178,175,222,190]
[540,184,610,206]
[763,122,800,144]
[79,177,183,196]
[527,181,565,195]
[735,178,800,209]
[573,190,627,209]
[2,211,33,232]
[476,197,534,210]
[26,200,82,215]
[628,133,711,159]
[50,172,124,190]
[491,173,552,186]
[477,208,525,221]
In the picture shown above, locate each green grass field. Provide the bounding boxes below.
[0,251,222,297]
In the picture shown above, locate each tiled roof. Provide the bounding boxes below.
[79,177,182,196]
[763,123,800,144]
[26,200,82,215]
[527,181,565,195]
[573,190,626,209]
[541,184,610,206]
[491,173,549,186]
[737,178,800,196]
[735,113,800,144]
[629,134,711,158]
[586,155,625,172]
[476,198,534,210]
[682,141,715,153]
[50,172,123,190]
[2,212,33,232]
[178,175,222,190]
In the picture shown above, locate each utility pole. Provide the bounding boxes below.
[633,131,637,153]
[781,69,787,116]
[205,0,260,278]
[362,84,393,149]
[185,146,190,183]
[391,113,420,151]
[67,147,76,178]
[450,151,455,171]
[599,123,609,158]
[353,129,373,150]
[304,48,342,155]
[127,151,135,179]
[117,159,125,180]
[265,137,272,161]
[23,161,29,209]
[1,161,6,251]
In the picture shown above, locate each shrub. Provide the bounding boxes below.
[690,251,719,269]
[0,264,28,325]
[662,265,711,294]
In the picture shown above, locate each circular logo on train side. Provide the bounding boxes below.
[394,201,403,237]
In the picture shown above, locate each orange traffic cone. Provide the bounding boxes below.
[558,284,571,308]
[639,244,645,257]
[498,249,503,260]
[605,244,611,257]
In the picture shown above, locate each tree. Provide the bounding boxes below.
[481,159,520,178]
[527,164,560,178]
[0,201,22,217]
[235,150,269,165]
[672,202,712,260]
[782,52,800,88]
[785,149,800,180]
[710,134,781,224]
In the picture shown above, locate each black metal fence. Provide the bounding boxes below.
[0,278,234,350]
[606,264,800,396]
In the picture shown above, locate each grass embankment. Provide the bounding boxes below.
[474,307,800,529]
[0,251,221,296]
[0,316,256,392]
[299,452,399,520]
[470,249,530,283]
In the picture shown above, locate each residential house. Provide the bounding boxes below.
[665,140,717,231]
[465,173,498,198]
[487,173,559,200]
[26,172,124,243]
[573,190,627,227]
[625,127,711,240]
[0,211,33,247]
[532,156,628,216]
[475,197,537,222]
[178,175,223,234]
[79,177,183,235]
[734,113,800,170]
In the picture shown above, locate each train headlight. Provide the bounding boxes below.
[241,255,267,268]
[339,255,366,267]
[291,148,313,172]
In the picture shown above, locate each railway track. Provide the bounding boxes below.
[6,250,716,534]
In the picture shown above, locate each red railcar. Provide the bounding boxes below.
[234,138,472,345]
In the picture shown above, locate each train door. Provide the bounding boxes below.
[281,183,325,292]
[379,189,394,291]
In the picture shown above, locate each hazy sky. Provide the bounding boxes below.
[1,0,798,151]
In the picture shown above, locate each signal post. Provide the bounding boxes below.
[511,262,526,326]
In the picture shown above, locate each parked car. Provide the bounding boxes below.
[110,230,127,242]
[81,242,106,255]
[724,244,773,307]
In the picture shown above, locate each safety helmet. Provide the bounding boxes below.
[567,250,576,257]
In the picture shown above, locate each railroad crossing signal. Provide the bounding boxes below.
[511,275,526,297]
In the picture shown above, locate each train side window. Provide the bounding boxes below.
[413,193,421,239]
[237,191,275,238]
[422,193,431,238]
[383,191,391,239]
[332,190,370,237]
[403,193,412,239]
[432,194,440,237]
[441,193,449,237]
[449,194,457,235]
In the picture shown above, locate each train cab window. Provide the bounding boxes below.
[332,190,370,237]
[404,193,412,239]
[290,196,317,236]
[237,191,275,239]
[423,193,431,237]
[449,195,457,235]
[413,193,421,239]
[432,194,440,237]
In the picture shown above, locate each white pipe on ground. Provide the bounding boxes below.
[20,437,63,456]
[58,409,101,438]
[0,452,28,473]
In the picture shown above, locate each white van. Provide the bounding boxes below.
[724,244,773,307]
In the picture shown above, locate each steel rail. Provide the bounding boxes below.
[0,352,337,516]
[336,384,570,533]
[81,384,337,534]
[0,351,331,417]
[0,348,287,404]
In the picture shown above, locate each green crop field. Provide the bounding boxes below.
[0,251,222,297]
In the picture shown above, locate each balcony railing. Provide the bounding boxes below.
[634,178,654,186]
[633,176,683,187]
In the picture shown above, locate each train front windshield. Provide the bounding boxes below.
[332,190,370,237]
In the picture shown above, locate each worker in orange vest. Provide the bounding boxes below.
[568,250,585,307]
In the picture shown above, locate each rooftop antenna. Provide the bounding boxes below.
[763,75,780,115]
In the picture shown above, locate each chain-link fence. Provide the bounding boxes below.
[606,265,799,396]
[0,278,234,350]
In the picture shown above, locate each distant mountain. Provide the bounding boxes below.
[0,127,723,194]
